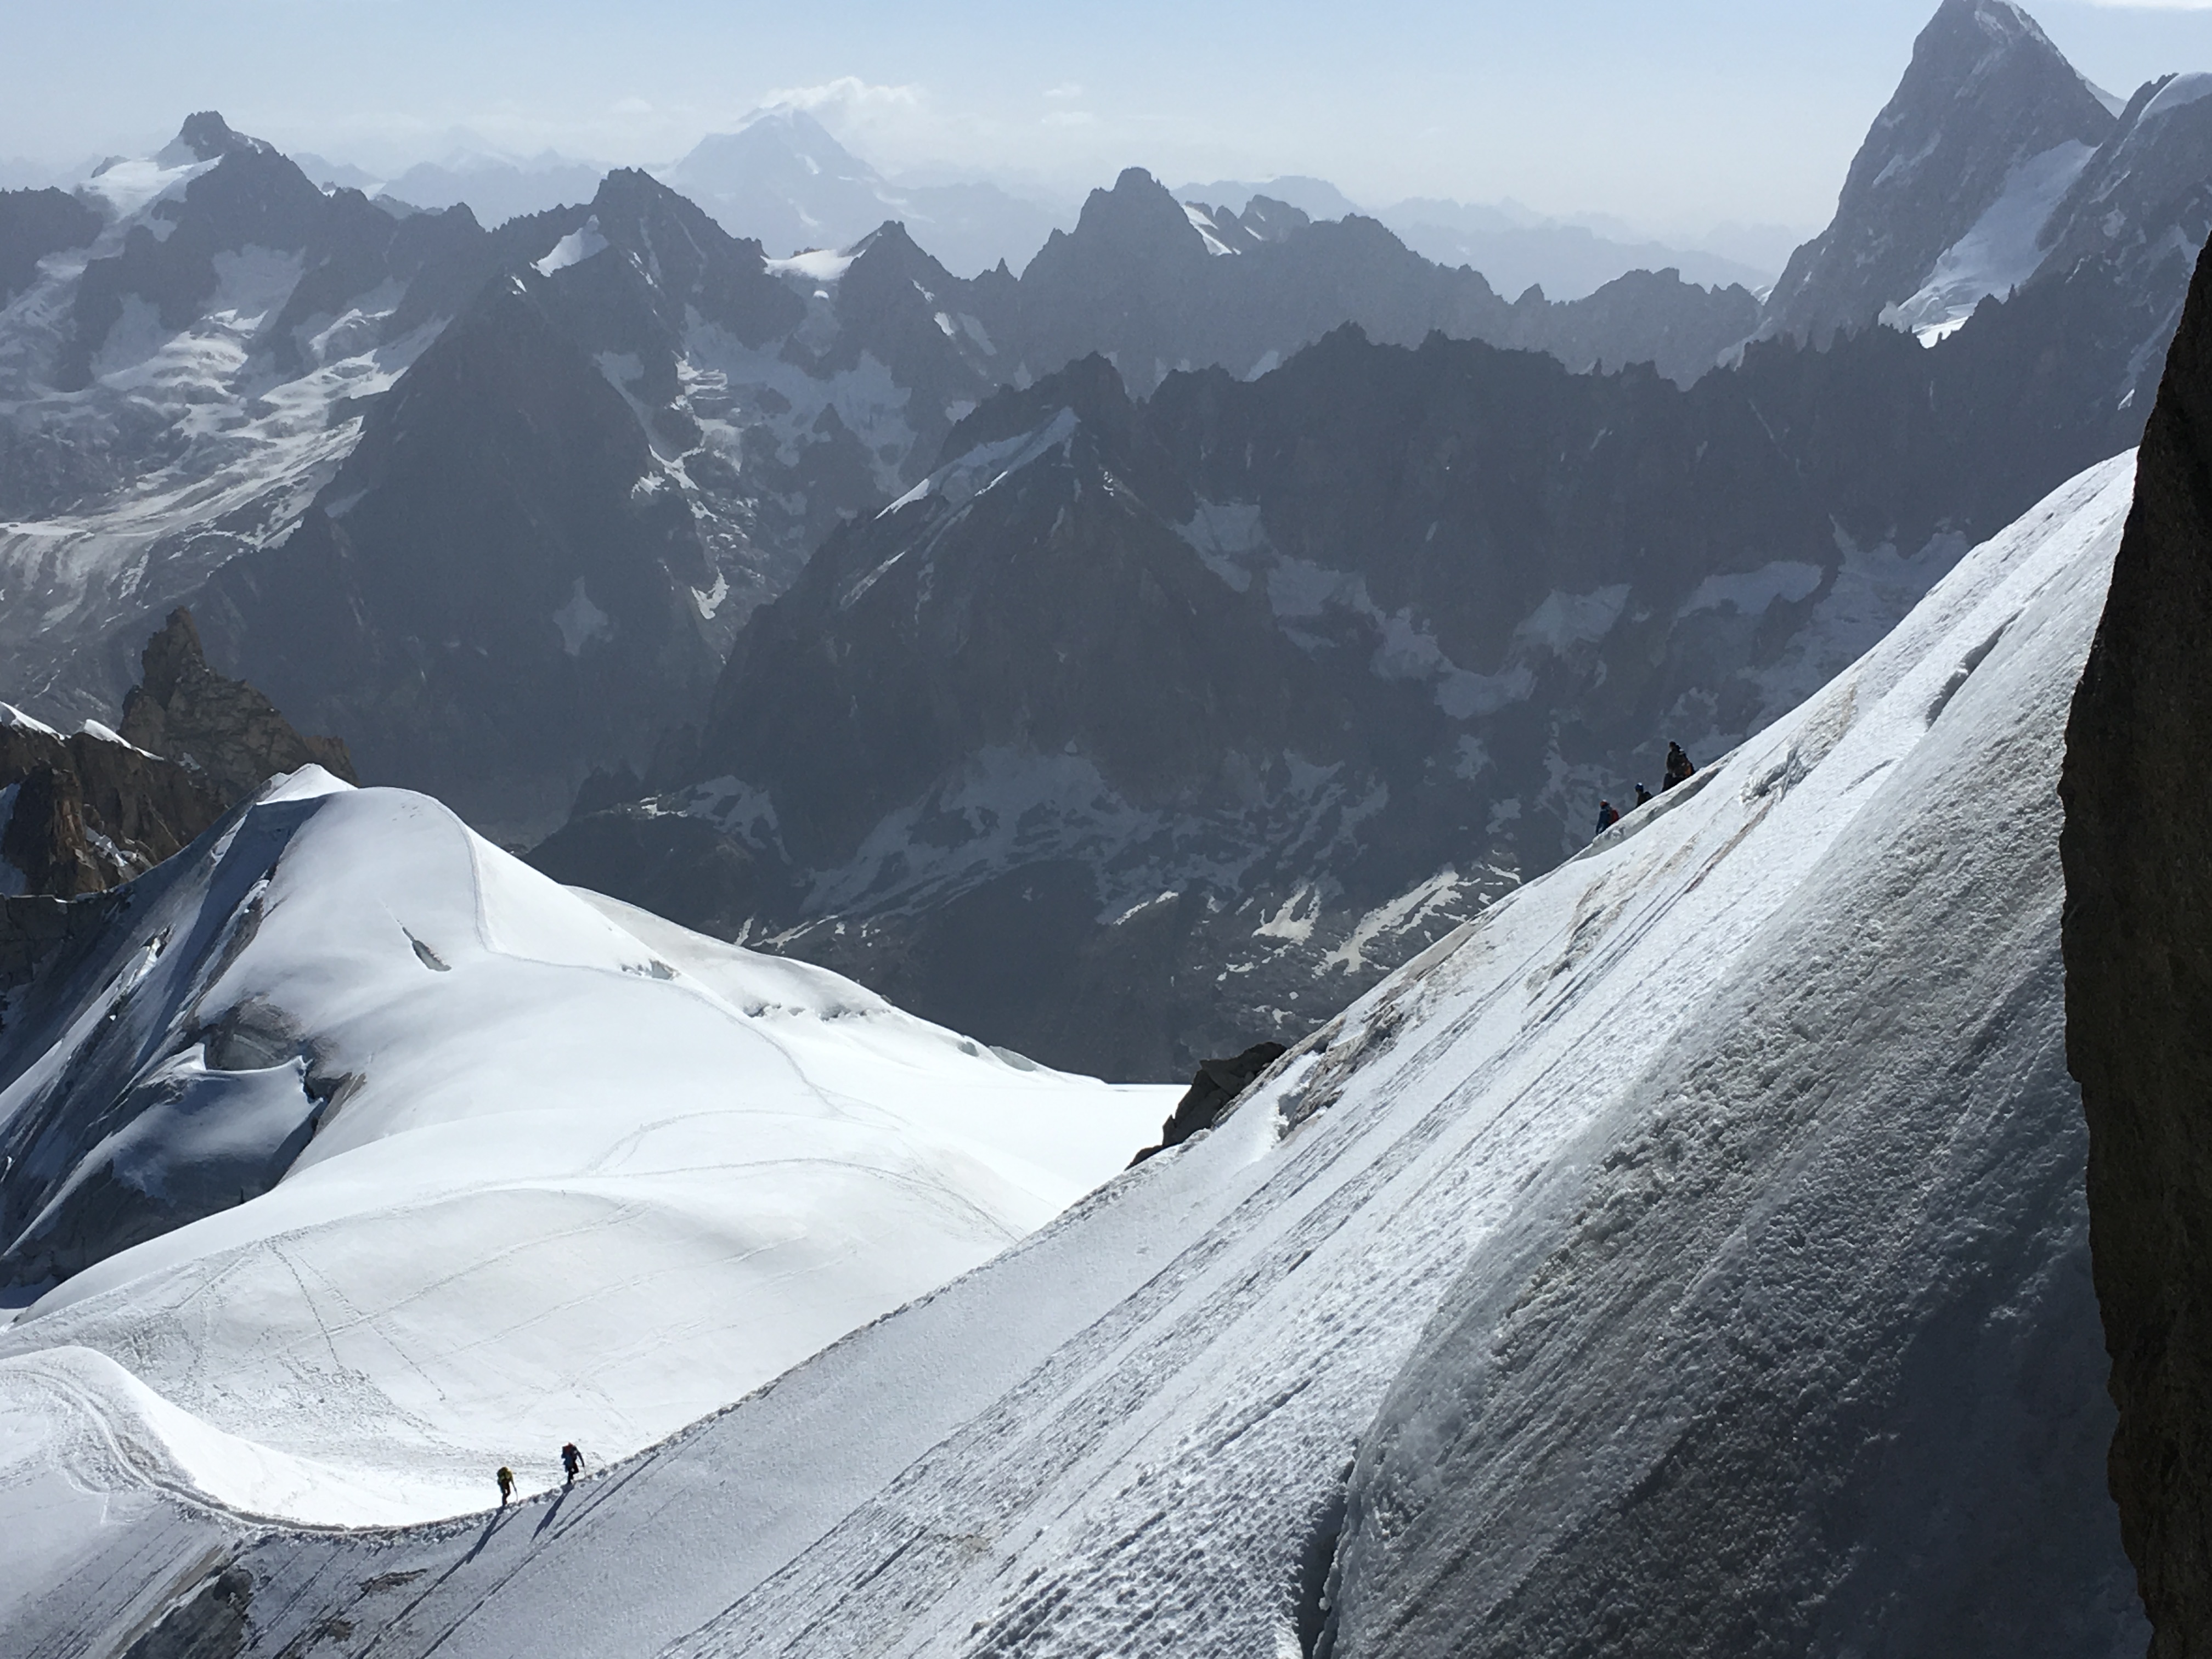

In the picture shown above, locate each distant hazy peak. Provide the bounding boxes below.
[1071,168,1208,253]
[669,107,877,186]
[156,111,269,168]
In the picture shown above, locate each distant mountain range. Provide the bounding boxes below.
[534,247,2168,1076]
[1373,198,1778,302]
[297,147,607,231]
[0,0,2204,1073]
[528,0,2210,1077]
[0,116,1757,839]
[283,119,1792,302]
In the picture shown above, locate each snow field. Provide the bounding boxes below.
[644,450,2142,1659]
[0,773,1170,1527]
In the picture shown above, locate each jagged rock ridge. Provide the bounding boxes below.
[120,608,355,802]
[1,608,348,901]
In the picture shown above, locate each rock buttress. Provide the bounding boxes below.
[2062,237,2212,1655]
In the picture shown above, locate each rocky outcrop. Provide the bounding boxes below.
[1,610,350,901]
[2061,239,2212,1652]
[1130,1041,1288,1164]
[119,1563,255,1659]
[120,608,356,801]
[0,714,225,898]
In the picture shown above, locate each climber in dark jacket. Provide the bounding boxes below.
[1594,800,1621,837]
[1663,742,1696,791]
[1633,782,1654,808]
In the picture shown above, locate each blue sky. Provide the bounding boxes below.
[1,1,2205,238]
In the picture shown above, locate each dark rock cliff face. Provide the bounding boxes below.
[0,186,100,302]
[198,274,723,839]
[2061,240,2212,1655]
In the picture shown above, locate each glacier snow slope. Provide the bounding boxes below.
[0,772,1166,1534]
[0,454,2145,1657]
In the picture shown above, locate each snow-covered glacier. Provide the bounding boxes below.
[0,771,1167,1539]
[2,451,2146,1654]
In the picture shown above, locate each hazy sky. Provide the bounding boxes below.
[2,1,2207,238]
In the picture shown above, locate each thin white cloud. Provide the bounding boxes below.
[759,77,924,116]
[2078,1,2212,8]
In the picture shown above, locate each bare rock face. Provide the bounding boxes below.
[2061,238,2212,1654]
[0,719,225,898]
[1,608,353,903]
[120,608,357,803]
[1129,1041,1288,1164]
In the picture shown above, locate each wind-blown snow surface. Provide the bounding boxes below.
[0,773,1166,1529]
[1,458,2144,1657]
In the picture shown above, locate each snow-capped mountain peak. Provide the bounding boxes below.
[1762,0,2118,345]
[153,110,271,169]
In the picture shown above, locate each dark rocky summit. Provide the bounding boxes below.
[1,610,348,902]
[2062,238,2212,1654]
[1762,1,2212,355]
[120,608,356,801]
